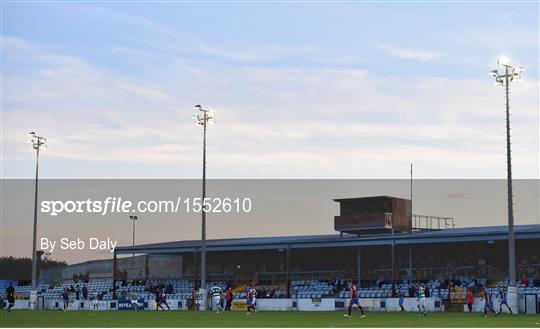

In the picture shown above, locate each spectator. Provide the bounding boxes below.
[165,283,173,294]
[466,288,474,312]
[82,285,88,300]
[5,283,15,312]
[225,287,233,311]
[408,284,416,298]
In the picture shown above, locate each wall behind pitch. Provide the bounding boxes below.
[257,299,293,311]
[297,298,335,311]
[384,298,441,312]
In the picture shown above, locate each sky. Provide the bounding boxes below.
[2,179,539,263]
[1,2,539,263]
[1,2,538,179]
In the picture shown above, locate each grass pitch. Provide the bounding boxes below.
[1,310,538,327]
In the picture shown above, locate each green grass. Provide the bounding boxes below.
[1,310,538,327]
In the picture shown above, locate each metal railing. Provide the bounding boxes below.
[412,215,455,231]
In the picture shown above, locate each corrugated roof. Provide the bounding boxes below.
[333,195,408,201]
[115,224,539,255]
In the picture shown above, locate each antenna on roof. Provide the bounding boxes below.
[411,163,412,206]
[410,163,413,224]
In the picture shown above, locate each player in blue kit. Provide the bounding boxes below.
[61,288,70,311]
[398,291,405,312]
[482,288,497,317]
[246,284,257,315]
[344,280,365,318]
[497,286,513,315]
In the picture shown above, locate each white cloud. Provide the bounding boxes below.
[2,37,538,179]
[317,55,366,66]
[195,46,317,62]
[378,44,444,61]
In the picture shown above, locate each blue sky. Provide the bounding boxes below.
[2,2,539,178]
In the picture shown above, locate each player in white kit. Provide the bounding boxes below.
[130,291,140,311]
[210,285,224,313]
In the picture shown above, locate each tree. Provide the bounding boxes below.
[0,256,66,281]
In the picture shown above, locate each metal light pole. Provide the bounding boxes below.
[29,132,46,310]
[129,216,138,257]
[490,57,523,312]
[193,104,215,311]
[410,163,413,217]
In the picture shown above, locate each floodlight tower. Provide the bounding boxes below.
[28,132,47,310]
[193,104,215,311]
[129,215,138,257]
[489,57,523,312]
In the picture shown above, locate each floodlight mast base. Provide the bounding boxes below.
[199,288,208,312]
[29,290,38,310]
[507,286,518,314]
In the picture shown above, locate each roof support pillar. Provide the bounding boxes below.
[408,245,413,283]
[145,255,149,280]
[356,246,361,287]
[112,250,117,300]
[194,249,198,288]
[391,228,396,296]
[286,247,290,298]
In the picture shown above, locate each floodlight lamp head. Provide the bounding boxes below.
[194,104,203,111]
[205,111,216,125]
[489,70,498,77]
[497,56,511,66]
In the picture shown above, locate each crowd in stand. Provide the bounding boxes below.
[6,250,535,303]
[251,286,286,299]
[71,272,90,284]
[181,252,539,290]
[86,251,540,297]
[143,281,175,295]
[61,284,96,300]
[518,254,539,279]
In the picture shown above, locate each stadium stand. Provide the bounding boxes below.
[4,221,538,314]
[7,273,539,302]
